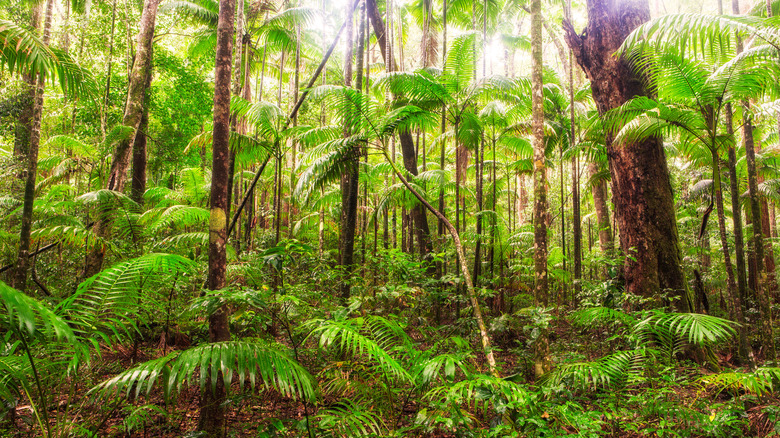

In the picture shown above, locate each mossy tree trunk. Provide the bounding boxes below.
[85,0,161,277]
[564,0,690,312]
[13,0,52,292]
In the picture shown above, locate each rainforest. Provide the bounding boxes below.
[1,0,780,436]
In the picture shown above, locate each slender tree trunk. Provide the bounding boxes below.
[339,0,359,300]
[713,148,750,362]
[531,0,550,378]
[726,105,749,330]
[198,0,235,434]
[367,0,433,260]
[743,112,775,360]
[13,0,52,291]
[85,0,161,277]
[13,6,40,166]
[564,0,691,312]
[588,162,612,255]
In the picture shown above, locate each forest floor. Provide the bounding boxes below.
[3,317,779,437]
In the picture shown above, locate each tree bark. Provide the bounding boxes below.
[85,0,161,277]
[531,0,550,378]
[339,0,360,300]
[13,0,52,292]
[198,0,235,434]
[564,0,690,312]
[131,50,154,205]
[367,0,433,260]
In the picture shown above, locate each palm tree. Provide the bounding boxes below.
[604,42,780,361]
[1,3,95,292]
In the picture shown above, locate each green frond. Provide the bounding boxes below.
[58,254,196,342]
[43,135,96,157]
[91,340,315,401]
[443,373,530,411]
[309,316,412,383]
[1,281,76,343]
[0,20,96,98]
[154,232,209,251]
[316,399,385,437]
[144,205,210,234]
[700,367,780,396]
[378,105,438,138]
[540,350,649,391]
[295,136,365,203]
[161,0,219,26]
[378,70,452,107]
[30,224,110,252]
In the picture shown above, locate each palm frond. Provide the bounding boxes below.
[91,340,315,401]
[0,20,96,98]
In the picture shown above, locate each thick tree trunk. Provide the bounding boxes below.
[85,0,161,277]
[564,0,690,312]
[13,0,52,292]
[198,0,235,435]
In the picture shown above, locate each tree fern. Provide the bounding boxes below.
[0,20,95,98]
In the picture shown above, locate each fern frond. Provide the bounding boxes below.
[91,340,315,401]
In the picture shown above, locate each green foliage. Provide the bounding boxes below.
[0,20,96,97]
[58,253,197,343]
[91,340,315,402]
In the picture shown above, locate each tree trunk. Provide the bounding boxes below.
[588,161,612,255]
[531,0,550,378]
[367,0,433,260]
[13,0,52,292]
[743,113,775,360]
[198,0,235,434]
[85,0,161,277]
[131,50,154,205]
[339,0,359,300]
[13,7,40,167]
[564,0,690,312]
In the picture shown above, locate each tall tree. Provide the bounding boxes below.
[564,0,691,311]
[85,0,161,276]
[198,0,235,435]
[367,0,433,261]
[531,0,550,377]
[12,0,53,291]
[339,0,360,299]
